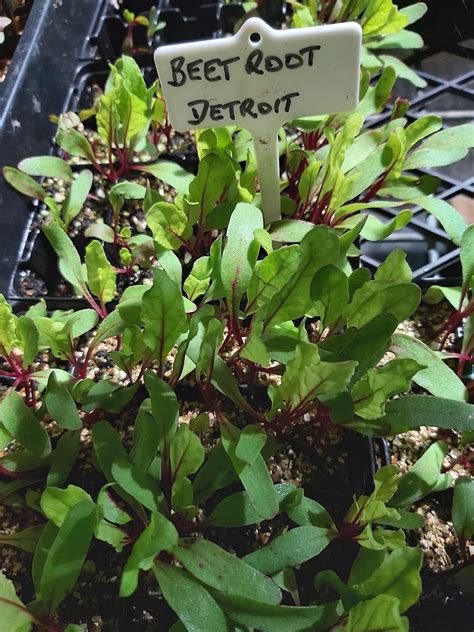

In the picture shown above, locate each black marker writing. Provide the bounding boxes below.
[187,92,300,125]
[168,55,241,87]
[245,45,321,76]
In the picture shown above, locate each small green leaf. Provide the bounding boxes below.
[374,396,474,435]
[174,538,282,604]
[391,333,467,401]
[170,425,205,480]
[453,477,474,546]
[311,265,349,329]
[42,219,89,297]
[351,359,422,420]
[40,485,93,527]
[45,374,81,430]
[221,422,278,521]
[34,501,97,616]
[0,571,33,631]
[138,161,193,194]
[221,203,263,317]
[85,240,116,304]
[234,425,267,465]
[355,545,422,612]
[342,594,408,632]
[0,390,51,458]
[0,525,44,554]
[213,592,342,632]
[147,202,189,250]
[62,170,93,228]
[92,420,130,481]
[244,526,333,575]
[142,269,188,370]
[120,513,178,597]
[153,563,228,632]
[111,459,163,513]
[144,372,179,445]
[18,156,73,182]
[3,166,46,200]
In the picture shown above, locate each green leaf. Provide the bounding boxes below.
[206,483,297,528]
[55,126,96,162]
[0,296,19,355]
[16,316,39,367]
[379,54,426,87]
[344,281,420,329]
[85,240,116,304]
[144,371,179,445]
[154,563,228,632]
[373,396,474,435]
[221,422,278,520]
[244,526,332,575]
[187,153,232,223]
[90,309,126,349]
[111,459,163,513]
[361,210,412,241]
[193,443,237,505]
[268,219,314,243]
[0,525,44,554]
[258,226,341,330]
[47,430,81,487]
[311,265,349,329]
[213,592,342,632]
[400,2,428,25]
[62,170,93,228]
[342,594,408,631]
[3,166,46,200]
[92,420,130,481]
[147,202,189,250]
[221,203,263,317]
[142,269,188,370]
[246,245,300,315]
[138,161,193,194]
[18,156,73,182]
[461,225,474,294]
[405,124,474,170]
[0,390,51,458]
[270,342,356,416]
[170,425,205,480]
[0,571,33,631]
[355,546,422,612]
[40,485,93,527]
[120,513,178,597]
[390,442,450,509]
[391,333,467,401]
[130,406,160,473]
[234,425,267,465]
[351,359,422,420]
[33,501,97,615]
[452,477,474,545]
[42,219,89,297]
[45,373,81,430]
[286,495,336,530]
[184,257,212,301]
[174,538,281,604]
[414,197,466,246]
[97,485,132,526]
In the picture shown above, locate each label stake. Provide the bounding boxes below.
[155,17,361,225]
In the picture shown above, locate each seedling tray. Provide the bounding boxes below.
[0,0,104,296]
[1,1,472,296]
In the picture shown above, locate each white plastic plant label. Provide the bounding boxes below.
[155,17,361,224]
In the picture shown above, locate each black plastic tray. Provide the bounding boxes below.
[0,0,105,296]
[1,0,472,298]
